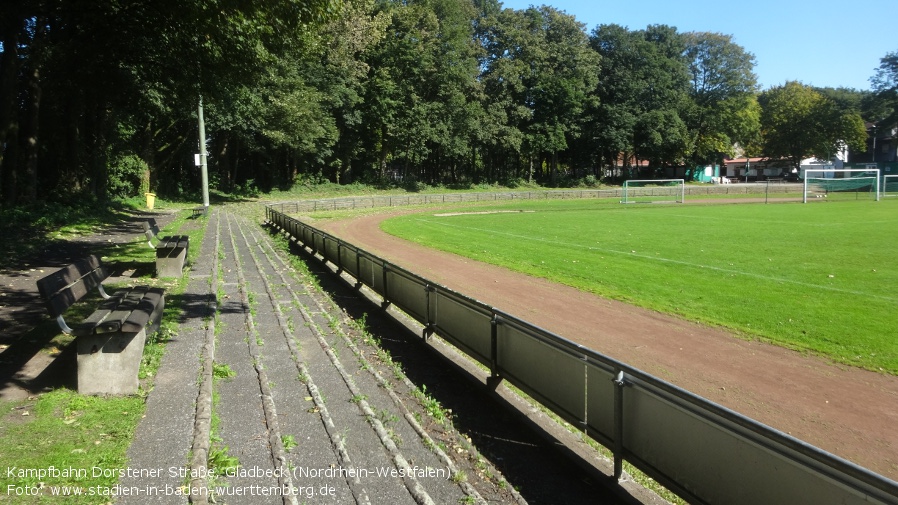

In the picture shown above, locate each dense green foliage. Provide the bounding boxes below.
[0,0,892,206]
[759,82,869,169]
[380,199,898,374]
[870,51,898,129]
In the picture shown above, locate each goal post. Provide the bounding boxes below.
[621,179,686,204]
[802,169,880,203]
[883,175,898,198]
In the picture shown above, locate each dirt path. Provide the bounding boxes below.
[318,210,898,481]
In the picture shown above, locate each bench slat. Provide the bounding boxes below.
[122,287,165,333]
[71,286,165,336]
[74,304,115,337]
[74,289,133,336]
[158,235,189,250]
[36,255,107,318]
[94,288,147,334]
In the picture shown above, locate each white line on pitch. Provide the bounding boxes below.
[411,218,897,303]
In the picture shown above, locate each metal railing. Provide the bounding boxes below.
[266,204,898,505]
[267,184,804,214]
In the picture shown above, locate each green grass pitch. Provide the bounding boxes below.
[380,199,898,374]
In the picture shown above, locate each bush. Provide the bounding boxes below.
[108,154,150,199]
[233,179,262,198]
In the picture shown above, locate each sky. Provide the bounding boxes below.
[498,0,896,91]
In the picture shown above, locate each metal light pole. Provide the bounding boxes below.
[198,96,210,212]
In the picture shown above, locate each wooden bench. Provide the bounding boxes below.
[143,218,189,277]
[36,255,165,395]
[192,206,206,217]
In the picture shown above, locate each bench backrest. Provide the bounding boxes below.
[36,255,110,318]
[143,219,161,242]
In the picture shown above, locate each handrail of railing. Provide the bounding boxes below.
[265,204,898,505]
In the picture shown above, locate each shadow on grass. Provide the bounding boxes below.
[0,321,77,396]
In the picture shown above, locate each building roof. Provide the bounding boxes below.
[724,157,767,164]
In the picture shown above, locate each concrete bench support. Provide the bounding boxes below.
[143,219,189,278]
[36,255,165,395]
[156,245,188,278]
[76,330,148,395]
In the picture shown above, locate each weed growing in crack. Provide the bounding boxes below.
[450,470,467,484]
[377,409,398,425]
[282,434,298,452]
[208,446,240,480]
[212,362,236,380]
[413,385,449,426]
[388,428,403,447]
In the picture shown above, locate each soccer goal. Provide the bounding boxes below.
[883,175,898,198]
[621,179,685,204]
[802,169,880,203]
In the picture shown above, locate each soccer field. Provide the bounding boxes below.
[380,199,898,374]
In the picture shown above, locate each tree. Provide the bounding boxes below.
[361,0,452,183]
[634,109,690,169]
[522,6,599,182]
[477,5,599,183]
[477,6,534,180]
[588,24,690,177]
[0,0,340,204]
[681,32,759,165]
[309,0,390,184]
[870,51,898,128]
[759,81,867,168]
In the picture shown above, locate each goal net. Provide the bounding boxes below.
[883,175,898,198]
[802,169,880,203]
[621,179,685,204]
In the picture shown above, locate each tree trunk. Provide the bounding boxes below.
[21,21,46,203]
[551,151,558,184]
[84,87,109,201]
[139,120,154,193]
[0,21,22,205]
[64,97,84,192]
[232,140,240,191]
[528,155,534,184]
[214,132,231,191]
[2,124,18,205]
[342,143,352,184]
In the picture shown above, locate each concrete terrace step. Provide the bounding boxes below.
[120,205,652,505]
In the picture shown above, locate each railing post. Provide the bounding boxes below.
[487,314,502,389]
[355,251,362,290]
[335,241,343,274]
[381,263,391,309]
[423,284,435,340]
[613,370,630,480]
